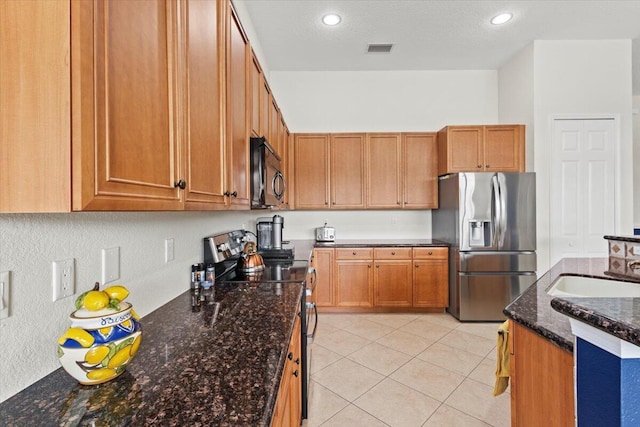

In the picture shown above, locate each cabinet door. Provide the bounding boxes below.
[483,125,525,172]
[403,133,438,209]
[260,78,271,140]
[293,134,330,209]
[511,322,574,427]
[279,121,290,208]
[331,133,366,209]
[366,133,402,208]
[183,0,226,209]
[374,260,413,307]
[312,248,335,307]
[226,4,250,208]
[413,259,448,308]
[438,126,483,175]
[268,97,280,156]
[1,0,70,212]
[72,0,183,210]
[335,261,373,307]
[250,50,262,137]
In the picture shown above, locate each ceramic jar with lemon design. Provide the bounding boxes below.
[57,284,142,385]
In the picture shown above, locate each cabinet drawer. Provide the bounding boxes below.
[374,248,412,260]
[413,247,448,260]
[335,248,373,260]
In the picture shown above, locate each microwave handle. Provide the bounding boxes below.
[272,171,286,200]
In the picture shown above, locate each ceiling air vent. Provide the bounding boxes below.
[367,43,393,53]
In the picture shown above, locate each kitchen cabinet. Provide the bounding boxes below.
[403,133,438,209]
[437,125,525,176]
[412,247,448,307]
[510,321,575,427]
[367,133,402,209]
[335,248,374,308]
[183,0,226,209]
[268,96,281,156]
[311,249,335,307]
[72,0,183,210]
[313,245,449,312]
[250,49,262,137]
[271,309,302,427]
[331,134,367,209]
[225,4,251,208]
[373,248,413,307]
[3,0,256,212]
[293,134,330,209]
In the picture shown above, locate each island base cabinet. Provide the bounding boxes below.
[510,321,575,427]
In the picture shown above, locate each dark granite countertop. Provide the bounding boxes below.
[504,257,640,353]
[0,279,304,426]
[604,235,640,243]
[312,238,448,248]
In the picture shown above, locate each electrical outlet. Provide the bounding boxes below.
[102,247,120,284]
[52,259,75,302]
[165,238,175,263]
[0,271,10,319]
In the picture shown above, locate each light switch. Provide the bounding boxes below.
[0,271,10,319]
[102,247,120,284]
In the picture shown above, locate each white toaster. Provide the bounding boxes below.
[315,223,335,242]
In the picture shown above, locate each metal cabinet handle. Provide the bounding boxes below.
[295,358,300,365]
[391,251,396,255]
[174,180,186,189]
[293,370,299,378]
[415,264,420,268]
[352,252,357,256]
[287,352,293,360]
[486,165,490,168]
[428,251,433,255]
[477,165,482,168]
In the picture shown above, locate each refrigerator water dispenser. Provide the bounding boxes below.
[469,220,492,247]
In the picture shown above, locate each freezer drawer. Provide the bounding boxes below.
[449,273,536,321]
[458,251,536,273]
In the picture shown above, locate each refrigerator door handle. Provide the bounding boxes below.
[491,174,502,247]
[497,173,507,247]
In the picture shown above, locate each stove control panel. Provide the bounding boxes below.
[204,230,249,264]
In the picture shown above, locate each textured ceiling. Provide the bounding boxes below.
[241,0,640,94]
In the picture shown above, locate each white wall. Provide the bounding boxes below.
[498,43,535,172]
[270,70,498,133]
[532,40,633,272]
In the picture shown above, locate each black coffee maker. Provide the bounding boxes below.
[256,215,284,250]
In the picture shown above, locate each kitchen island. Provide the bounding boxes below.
[0,280,303,426]
[504,256,640,427]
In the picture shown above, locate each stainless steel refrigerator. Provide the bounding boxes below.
[432,172,536,321]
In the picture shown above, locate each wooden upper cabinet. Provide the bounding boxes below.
[1,0,70,212]
[483,125,525,172]
[366,133,402,209]
[250,49,262,137]
[226,3,250,208]
[403,133,438,209]
[437,125,525,175]
[269,96,281,156]
[331,134,366,209]
[72,0,183,210]
[260,78,271,140]
[293,134,330,209]
[183,0,226,209]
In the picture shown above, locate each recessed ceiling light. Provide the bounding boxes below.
[322,13,341,26]
[490,12,513,25]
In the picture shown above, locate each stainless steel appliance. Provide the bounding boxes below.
[203,230,316,420]
[315,221,335,242]
[257,215,285,251]
[250,137,285,209]
[432,172,537,321]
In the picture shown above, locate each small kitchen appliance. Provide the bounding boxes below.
[315,221,335,242]
[257,215,286,251]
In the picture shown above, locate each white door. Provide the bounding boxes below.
[550,119,616,266]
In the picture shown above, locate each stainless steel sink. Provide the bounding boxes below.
[547,275,640,298]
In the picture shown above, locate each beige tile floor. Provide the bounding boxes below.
[302,313,510,427]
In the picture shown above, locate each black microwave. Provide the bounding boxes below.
[250,137,286,209]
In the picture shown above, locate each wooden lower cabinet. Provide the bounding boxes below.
[412,248,448,308]
[373,248,412,307]
[311,248,335,307]
[271,311,302,427]
[510,321,575,427]
[335,248,374,307]
[314,246,448,311]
